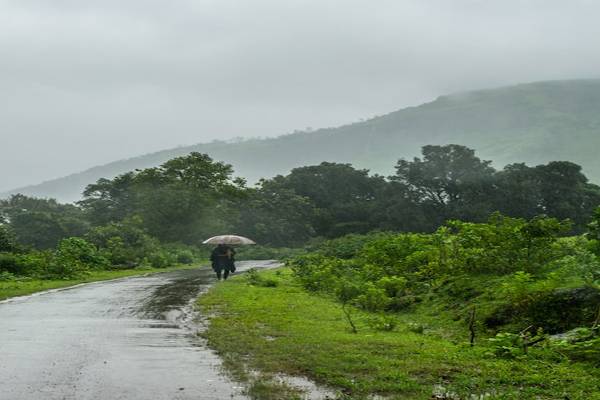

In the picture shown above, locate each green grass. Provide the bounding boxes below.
[0,263,204,301]
[198,268,600,400]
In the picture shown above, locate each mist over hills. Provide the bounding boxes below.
[4,79,600,203]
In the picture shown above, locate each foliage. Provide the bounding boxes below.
[45,238,109,279]
[290,213,598,333]
[0,251,51,277]
[234,185,316,247]
[0,224,16,252]
[0,253,24,275]
[147,251,173,268]
[262,162,387,238]
[552,327,600,364]
[199,268,600,399]
[80,152,246,244]
[85,220,160,267]
[0,194,89,249]
[393,144,496,227]
[175,249,195,264]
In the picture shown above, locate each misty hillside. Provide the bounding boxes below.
[5,79,600,203]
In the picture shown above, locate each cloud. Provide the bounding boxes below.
[1,0,600,191]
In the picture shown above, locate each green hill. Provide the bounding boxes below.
[5,79,600,203]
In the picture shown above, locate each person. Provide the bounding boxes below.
[210,243,236,280]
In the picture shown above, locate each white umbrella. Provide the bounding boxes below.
[202,235,256,245]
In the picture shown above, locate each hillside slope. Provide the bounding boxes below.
[5,79,600,202]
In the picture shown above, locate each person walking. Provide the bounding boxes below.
[210,243,236,280]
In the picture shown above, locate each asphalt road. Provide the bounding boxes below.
[0,261,280,400]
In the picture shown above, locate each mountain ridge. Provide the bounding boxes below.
[5,78,600,202]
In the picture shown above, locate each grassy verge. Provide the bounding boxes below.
[0,263,205,301]
[198,268,600,400]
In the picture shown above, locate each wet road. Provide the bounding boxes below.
[0,261,279,400]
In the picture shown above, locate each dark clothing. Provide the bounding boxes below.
[215,268,230,280]
[210,245,236,280]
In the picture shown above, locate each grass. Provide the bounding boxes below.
[0,263,204,301]
[198,268,600,400]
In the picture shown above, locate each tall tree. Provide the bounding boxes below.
[80,153,246,243]
[265,162,386,237]
[392,144,496,226]
[235,183,317,247]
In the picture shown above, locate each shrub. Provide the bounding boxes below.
[552,328,600,364]
[318,233,390,259]
[289,214,598,334]
[354,284,390,312]
[86,222,159,267]
[0,225,16,252]
[367,314,397,331]
[148,252,171,268]
[176,250,195,264]
[0,253,24,275]
[0,270,16,281]
[407,322,426,334]
[45,238,109,279]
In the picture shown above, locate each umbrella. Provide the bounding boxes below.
[202,235,256,245]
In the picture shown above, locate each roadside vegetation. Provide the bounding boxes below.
[0,200,206,299]
[200,213,600,398]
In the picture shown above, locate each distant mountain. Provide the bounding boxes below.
[4,79,600,203]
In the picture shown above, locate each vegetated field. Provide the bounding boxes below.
[199,268,600,400]
[0,264,202,301]
[199,215,600,399]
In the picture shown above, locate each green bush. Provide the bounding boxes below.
[45,237,109,279]
[0,253,24,275]
[552,328,600,364]
[86,222,159,267]
[290,213,596,334]
[0,270,17,281]
[354,284,390,312]
[0,251,52,277]
[366,314,397,331]
[176,250,195,264]
[0,225,16,252]
[148,252,171,268]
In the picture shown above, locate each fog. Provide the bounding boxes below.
[2,0,600,192]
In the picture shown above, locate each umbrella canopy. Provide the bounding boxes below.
[202,235,256,245]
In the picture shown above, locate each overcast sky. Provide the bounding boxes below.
[2,0,600,192]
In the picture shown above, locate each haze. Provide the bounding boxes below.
[2,0,600,192]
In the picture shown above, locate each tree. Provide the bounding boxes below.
[392,145,496,226]
[494,163,542,219]
[265,162,386,237]
[235,183,317,247]
[79,173,137,226]
[495,161,600,231]
[80,153,246,244]
[535,161,600,229]
[0,195,89,249]
[0,225,16,252]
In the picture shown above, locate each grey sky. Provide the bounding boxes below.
[2,0,600,192]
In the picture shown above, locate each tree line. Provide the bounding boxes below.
[2,144,600,254]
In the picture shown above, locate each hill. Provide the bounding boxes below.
[5,79,600,203]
